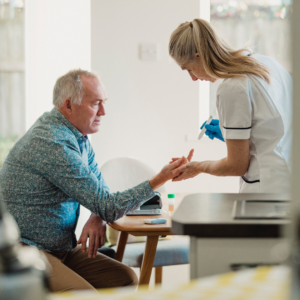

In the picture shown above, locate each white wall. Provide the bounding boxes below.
[91,0,239,193]
[25,0,91,129]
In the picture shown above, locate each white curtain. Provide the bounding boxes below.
[210,5,291,117]
[0,2,25,139]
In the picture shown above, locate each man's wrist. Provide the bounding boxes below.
[149,174,164,191]
[89,213,98,219]
[89,213,106,223]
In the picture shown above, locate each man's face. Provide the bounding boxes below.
[69,76,107,136]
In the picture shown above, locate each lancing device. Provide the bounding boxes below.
[198,115,213,140]
[143,218,167,225]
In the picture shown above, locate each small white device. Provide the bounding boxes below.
[198,115,213,140]
[127,208,161,216]
[143,218,167,224]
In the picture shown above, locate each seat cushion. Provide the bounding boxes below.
[112,237,189,268]
[98,246,116,260]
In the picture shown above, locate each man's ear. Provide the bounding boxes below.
[63,98,72,115]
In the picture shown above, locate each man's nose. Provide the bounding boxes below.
[189,73,198,81]
[98,102,106,116]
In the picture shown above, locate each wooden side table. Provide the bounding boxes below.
[108,193,187,286]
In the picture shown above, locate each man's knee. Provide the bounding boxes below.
[118,265,138,287]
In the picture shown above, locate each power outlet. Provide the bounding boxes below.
[140,43,160,61]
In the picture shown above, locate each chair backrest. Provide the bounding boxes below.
[100,157,166,246]
[100,157,166,193]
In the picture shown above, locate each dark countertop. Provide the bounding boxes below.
[171,193,290,238]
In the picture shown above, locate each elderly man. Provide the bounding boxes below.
[0,69,187,292]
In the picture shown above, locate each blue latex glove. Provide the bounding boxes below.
[200,119,225,142]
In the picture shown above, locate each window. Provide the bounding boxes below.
[209,0,292,118]
[0,0,25,166]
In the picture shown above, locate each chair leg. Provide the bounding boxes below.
[155,267,162,285]
[115,231,128,262]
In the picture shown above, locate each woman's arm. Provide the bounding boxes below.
[172,139,249,181]
[200,139,249,176]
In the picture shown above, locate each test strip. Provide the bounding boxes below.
[198,116,213,140]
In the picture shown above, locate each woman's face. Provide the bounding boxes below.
[177,55,217,83]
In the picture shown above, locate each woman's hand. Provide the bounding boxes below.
[149,158,185,190]
[201,119,224,142]
[172,161,202,181]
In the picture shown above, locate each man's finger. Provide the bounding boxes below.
[100,230,105,247]
[170,157,182,169]
[169,158,179,164]
[81,239,87,253]
[88,234,95,258]
[80,234,88,253]
[101,234,105,247]
[187,149,194,162]
[171,158,180,162]
[93,236,100,258]
[182,156,188,164]
[101,226,107,247]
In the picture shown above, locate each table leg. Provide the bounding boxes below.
[155,267,162,285]
[138,235,159,286]
[115,231,128,262]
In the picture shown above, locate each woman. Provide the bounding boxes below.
[169,19,292,193]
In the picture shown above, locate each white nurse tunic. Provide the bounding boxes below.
[216,53,292,193]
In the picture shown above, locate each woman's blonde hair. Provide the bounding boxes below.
[169,19,271,84]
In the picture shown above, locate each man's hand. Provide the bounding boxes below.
[77,213,106,258]
[149,157,187,190]
[169,149,194,180]
[169,149,194,165]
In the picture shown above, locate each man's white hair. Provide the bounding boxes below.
[53,69,98,108]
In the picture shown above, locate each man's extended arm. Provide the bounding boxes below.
[27,136,182,223]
